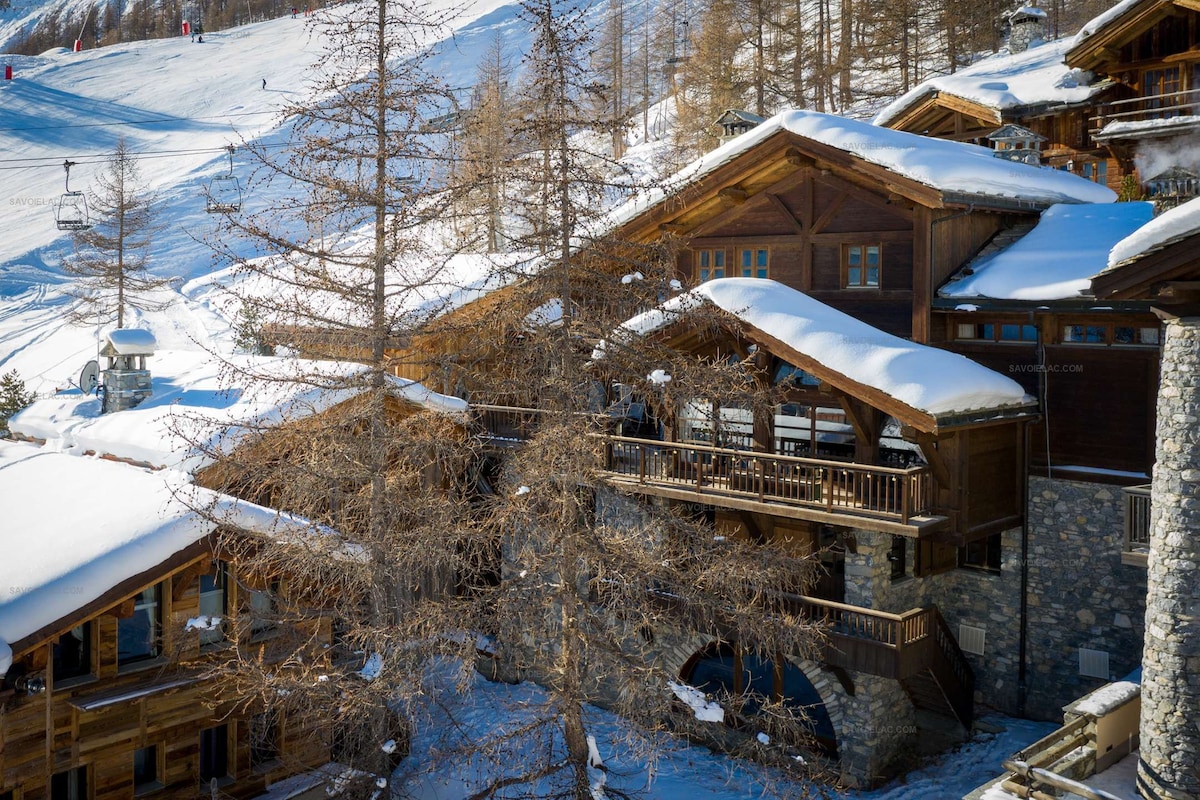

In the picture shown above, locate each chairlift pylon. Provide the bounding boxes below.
[55,160,92,231]
[205,144,243,214]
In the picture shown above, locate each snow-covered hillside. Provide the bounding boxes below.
[0,0,540,393]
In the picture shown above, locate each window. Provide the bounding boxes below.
[1114,326,1160,346]
[250,711,280,769]
[1143,67,1182,112]
[1062,324,1107,344]
[1096,161,1107,186]
[198,563,228,647]
[118,584,162,667]
[696,249,725,282]
[199,725,230,783]
[247,580,280,638]
[739,248,768,279]
[956,322,1037,342]
[50,767,87,800]
[53,622,92,684]
[843,244,880,287]
[959,533,1002,572]
[133,746,161,795]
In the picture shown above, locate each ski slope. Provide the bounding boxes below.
[0,0,535,393]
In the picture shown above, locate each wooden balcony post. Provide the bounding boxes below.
[638,443,646,483]
[758,458,766,502]
[901,474,911,524]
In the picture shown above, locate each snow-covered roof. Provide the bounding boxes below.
[873,39,1104,128]
[1073,0,1145,43]
[0,441,310,659]
[106,328,158,355]
[608,278,1034,420]
[9,350,467,473]
[610,110,1113,233]
[940,202,1154,300]
[1106,196,1200,268]
[1012,5,1048,19]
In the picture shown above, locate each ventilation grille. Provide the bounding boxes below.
[958,624,986,656]
[1079,648,1111,679]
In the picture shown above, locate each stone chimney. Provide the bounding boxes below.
[1138,315,1200,800]
[99,329,156,413]
[715,109,766,145]
[1008,5,1047,54]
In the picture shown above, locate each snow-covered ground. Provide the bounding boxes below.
[0,0,541,395]
[395,665,1059,800]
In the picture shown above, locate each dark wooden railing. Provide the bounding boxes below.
[775,594,973,724]
[1090,89,1200,135]
[476,404,546,444]
[604,436,935,524]
[1122,484,1151,567]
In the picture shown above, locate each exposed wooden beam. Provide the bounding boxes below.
[811,192,848,234]
[718,186,749,205]
[765,193,806,234]
[785,148,816,168]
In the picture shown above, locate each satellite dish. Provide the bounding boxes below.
[79,360,99,395]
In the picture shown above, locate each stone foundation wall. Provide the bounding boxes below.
[1022,476,1146,717]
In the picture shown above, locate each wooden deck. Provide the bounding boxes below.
[603,436,947,537]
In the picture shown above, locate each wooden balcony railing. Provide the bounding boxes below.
[1122,484,1151,567]
[1090,89,1200,136]
[603,436,935,525]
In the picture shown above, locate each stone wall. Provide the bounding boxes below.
[1022,476,1147,717]
[1138,316,1200,800]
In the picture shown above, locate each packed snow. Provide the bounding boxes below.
[1073,0,1144,43]
[1106,195,1200,268]
[606,279,1035,418]
[1072,680,1140,716]
[874,39,1101,128]
[393,661,1060,800]
[0,440,311,651]
[9,349,465,472]
[941,203,1153,300]
[667,680,725,723]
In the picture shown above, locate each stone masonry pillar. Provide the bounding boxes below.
[1139,316,1200,800]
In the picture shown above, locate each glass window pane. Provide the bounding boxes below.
[756,249,768,267]
[741,249,752,268]
[1022,325,1038,341]
[200,725,229,782]
[866,246,880,266]
[713,267,724,279]
[54,624,90,680]
[866,266,879,286]
[134,746,157,790]
[1064,325,1084,342]
[1114,326,1135,344]
[846,247,861,267]
[980,324,995,340]
[1086,325,1105,343]
[713,250,725,267]
[1000,324,1020,340]
[1141,327,1160,344]
[957,323,976,339]
[699,268,709,282]
[756,268,768,279]
[118,585,160,664]
[847,266,861,285]
[699,251,710,268]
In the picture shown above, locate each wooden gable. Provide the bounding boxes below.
[881,92,1005,142]
[1067,0,1199,73]
[1093,232,1200,302]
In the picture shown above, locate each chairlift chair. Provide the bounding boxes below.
[55,160,92,231]
[205,145,243,214]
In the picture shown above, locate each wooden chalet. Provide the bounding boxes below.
[880,0,1200,196]
[0,445,337,800]
[2,347,468,800]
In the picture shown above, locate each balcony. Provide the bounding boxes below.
[604,436,944,536]
[1090,90,1200,141]
[1122,484,1151,568]
[477,405,948,536]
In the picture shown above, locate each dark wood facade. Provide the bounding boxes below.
[935,308,1161,479]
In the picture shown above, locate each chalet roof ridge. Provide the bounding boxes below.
[599,278,1036,429]
[873,38,1104,129]
[608,110,1113,235]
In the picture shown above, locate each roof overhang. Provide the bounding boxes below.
[1093,234,1200,300]
[1067,0,1188,72]
[643,304,1038,435]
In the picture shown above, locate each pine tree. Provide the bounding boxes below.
[0,371,36,438]
[63,138,168,328]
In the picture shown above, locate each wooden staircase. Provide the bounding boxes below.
[779,595,975,730]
